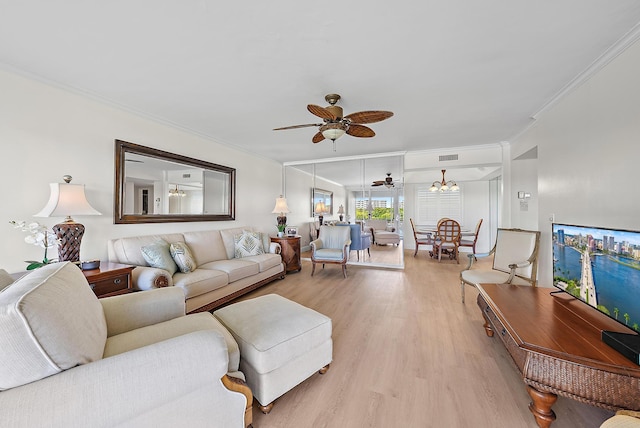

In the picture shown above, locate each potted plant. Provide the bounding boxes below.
[276,223,286,237]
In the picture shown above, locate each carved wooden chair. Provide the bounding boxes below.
[409,218,434,257]
[431,219,461,263]
[310,225,351,278]
[460,228,541,303]
[458,218,483,259]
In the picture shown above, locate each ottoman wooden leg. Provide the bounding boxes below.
[259,402,274,414]
[319,364,330,374]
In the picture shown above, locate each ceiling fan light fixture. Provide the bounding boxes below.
[320,123,347,141]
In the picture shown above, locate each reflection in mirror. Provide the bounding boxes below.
[114,140,235,224]
[285,154,404,269]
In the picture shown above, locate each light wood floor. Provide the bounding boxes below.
[237,250,615,428]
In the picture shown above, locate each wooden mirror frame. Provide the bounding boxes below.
[114,140,236,224]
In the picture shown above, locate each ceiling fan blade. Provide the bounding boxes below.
[307,104,336,120]
[312,132,325,143]
[345,110,394,124]
[372,180,384,184]
[372,183,382,186]
[346,124,375,138]
[273,123,322,131]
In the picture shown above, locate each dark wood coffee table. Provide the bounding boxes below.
[476,283,640,428]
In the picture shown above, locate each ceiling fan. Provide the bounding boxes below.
[273,93,393,150]
[372,173,394,188]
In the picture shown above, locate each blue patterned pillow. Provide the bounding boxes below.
[169,242,197,273]
[141,240,178,275]
[234,232,265,258]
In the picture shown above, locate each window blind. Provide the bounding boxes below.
[415,186,462,225]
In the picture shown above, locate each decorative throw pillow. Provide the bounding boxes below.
[170,242,197,273]
[234,231,265,258]
[141,240,178,276]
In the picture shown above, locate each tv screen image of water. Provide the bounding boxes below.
[554,242,640,332]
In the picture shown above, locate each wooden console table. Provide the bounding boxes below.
[476,283,640,428]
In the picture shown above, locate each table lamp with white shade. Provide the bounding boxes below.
[34,175,101,262]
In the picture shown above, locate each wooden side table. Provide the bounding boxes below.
[270,235,301,273]
[82,261,134,298]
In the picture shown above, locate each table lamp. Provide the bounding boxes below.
[315,201,327,226]
[34,175,101,262]
[271,195,290,226]
[337,204,344,221]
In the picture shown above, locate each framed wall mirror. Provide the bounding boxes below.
[311,188,333,217]
[114,140,235,224]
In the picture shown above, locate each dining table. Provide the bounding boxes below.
[415,224,474,259]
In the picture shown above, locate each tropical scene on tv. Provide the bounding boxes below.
[553,224,640,332]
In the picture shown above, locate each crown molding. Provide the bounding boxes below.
[531,22,640,120]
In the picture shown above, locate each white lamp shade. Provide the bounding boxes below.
[34,183,101,218]
[315,201,327,214]
[271,196,290,214]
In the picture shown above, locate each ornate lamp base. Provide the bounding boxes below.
[52,221,85,262]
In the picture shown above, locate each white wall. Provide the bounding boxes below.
[510,157,538,231]
[0,69,281,272]
[510,37,640,287]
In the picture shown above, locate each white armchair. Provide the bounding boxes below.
[0,262,252,428]
[310,225,351,278]
[460,228,541,303]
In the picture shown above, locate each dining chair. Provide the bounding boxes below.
[432,219,461,263]
[458,218,483,258]
[459,228,541,303]
[409,218,434,257]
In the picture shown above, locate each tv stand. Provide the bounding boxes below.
[476,283,640,428]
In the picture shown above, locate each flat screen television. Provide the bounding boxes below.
[552,223,640,364]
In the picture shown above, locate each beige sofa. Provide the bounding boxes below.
[0,262,252,428]
[108,226,285,313]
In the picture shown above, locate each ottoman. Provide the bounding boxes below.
[213,294,332,414]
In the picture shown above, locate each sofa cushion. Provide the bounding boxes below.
[103,312,241,373]
[141,240,178,275]
[234,231,265,258]
[201,259,260,283]
[173,269,229,299]
[241,253,283,272]
[0,262,107,390]
[183,230,227,266]
[170,242,197,273]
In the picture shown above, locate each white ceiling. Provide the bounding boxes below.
[2,1,640,186]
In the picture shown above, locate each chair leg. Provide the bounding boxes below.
[311,262,316,276]
[461,281,465,303]
[342,264,347,278]
[414,245,418,257]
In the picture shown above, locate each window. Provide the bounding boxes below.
[415,186,462,225]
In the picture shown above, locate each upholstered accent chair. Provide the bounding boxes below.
[0,262,252,428]
[338,224,371,261]
[460,228,541,303]
[310,225,351,278]
[409,218,434,257]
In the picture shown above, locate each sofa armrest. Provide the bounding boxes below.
[269,242,281,254]
[101,287,186,337]
[132,266,173,291]
[0,330,246,428]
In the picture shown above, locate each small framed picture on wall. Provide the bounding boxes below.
[286,226,298,236]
